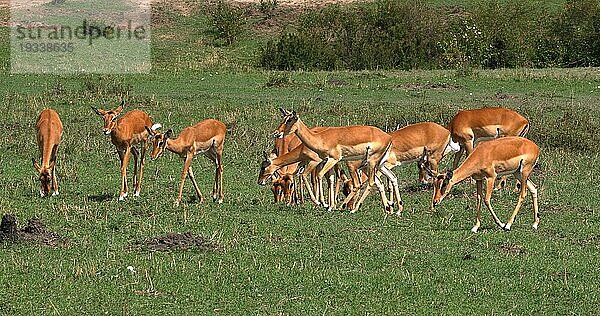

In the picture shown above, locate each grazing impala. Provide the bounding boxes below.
[258,142,324,206]
[447,107,529,188]
[267,127,332,205]
[431,137,540,232]
[145,119,226,206]
[92,101,154,201]
[33,108,63,197]
[343,122,460,209]
[275,108,397,213]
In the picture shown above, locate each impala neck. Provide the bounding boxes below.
[272,145,304,168]
[165,138,187,156]
[293,119,326,155]
[449,158,481,185]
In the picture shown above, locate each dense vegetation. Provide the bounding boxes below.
[260,0,600,70]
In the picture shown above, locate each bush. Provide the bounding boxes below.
[207,1,245,46]
[259,0,600,70]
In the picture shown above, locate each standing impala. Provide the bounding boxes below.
[33,108,63,197]
[92,101,154,201]
[447,107,529,188]
[431,137,540,232]
[275,108,397,213]
[145,119,226,206]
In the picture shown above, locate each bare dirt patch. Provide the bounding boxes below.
[127,232,222,252]
[0,214,68,247]
[499,243,527,255]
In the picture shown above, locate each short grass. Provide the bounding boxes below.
[0,68,599,315]
[1,1,599,315]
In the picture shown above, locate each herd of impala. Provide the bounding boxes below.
[32,101,540,233]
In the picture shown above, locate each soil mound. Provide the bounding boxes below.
[0,214,68,247]
[128,232,222,252]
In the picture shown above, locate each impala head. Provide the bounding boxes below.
[274,108,299,138]
[432,170,454,207]
[340,172,354,197]
[258,151,280,185]
[145,125,171,160]
[92,100,125,135]
[417,148,437,184]
[32,158,54,197]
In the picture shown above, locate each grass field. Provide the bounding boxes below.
[1,1,600,315]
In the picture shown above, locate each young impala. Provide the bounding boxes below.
[446,107,529,189]
[93,101,154,201]
[275,108,397,213]
[33,108,63,197]
[145,119,226,206]
[431,137,540,232]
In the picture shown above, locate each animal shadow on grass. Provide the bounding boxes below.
[87,193,114,202]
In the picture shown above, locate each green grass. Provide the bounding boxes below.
[0,68,599,315]
[1,1,600,315]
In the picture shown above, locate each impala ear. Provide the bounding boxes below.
[263,151,269,161]
[92,107,104,116]
[115,100,124,114]
[165,129,173,139]
[292,110,297,118]
[145,126,155,137]
[279,107,289,117]
[446,170,453,179]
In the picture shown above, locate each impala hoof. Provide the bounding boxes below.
[503,223,511,231]
[532,223,539,230]
[470,226,479,233]
[52,191,59,196]
[118,193,127,201]
[133,191,140,197]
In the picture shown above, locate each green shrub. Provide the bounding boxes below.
[206,1,245,46]
[259,0,600,70]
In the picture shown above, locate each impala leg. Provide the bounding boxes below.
[334,166,342,204]
[380,165,401,213]
[472,180,483,233]
[119,146,131,201]
[505,174,530,231]
[296,172,304,204]
[373,173,393,214]
[350,181,371,213]
[317,158,339,211]
[216,148,224,203]
[50,157,59,197]
[187,165,205,204]
[131,146,139,196]
[135,141,147,197]
[175,153,193,207]
[452,147,465,170]
[483,177,505,229]
[327,171,336,210]
[527,180,540,230]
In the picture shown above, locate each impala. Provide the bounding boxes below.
[431,137,540,232]
[343,122,460,209]
[274,108,397,213]
[32,108,63,197]
[93,101,154,201]
[145,119,226,206]
[258,142,324,206]
[447,107,529,189]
